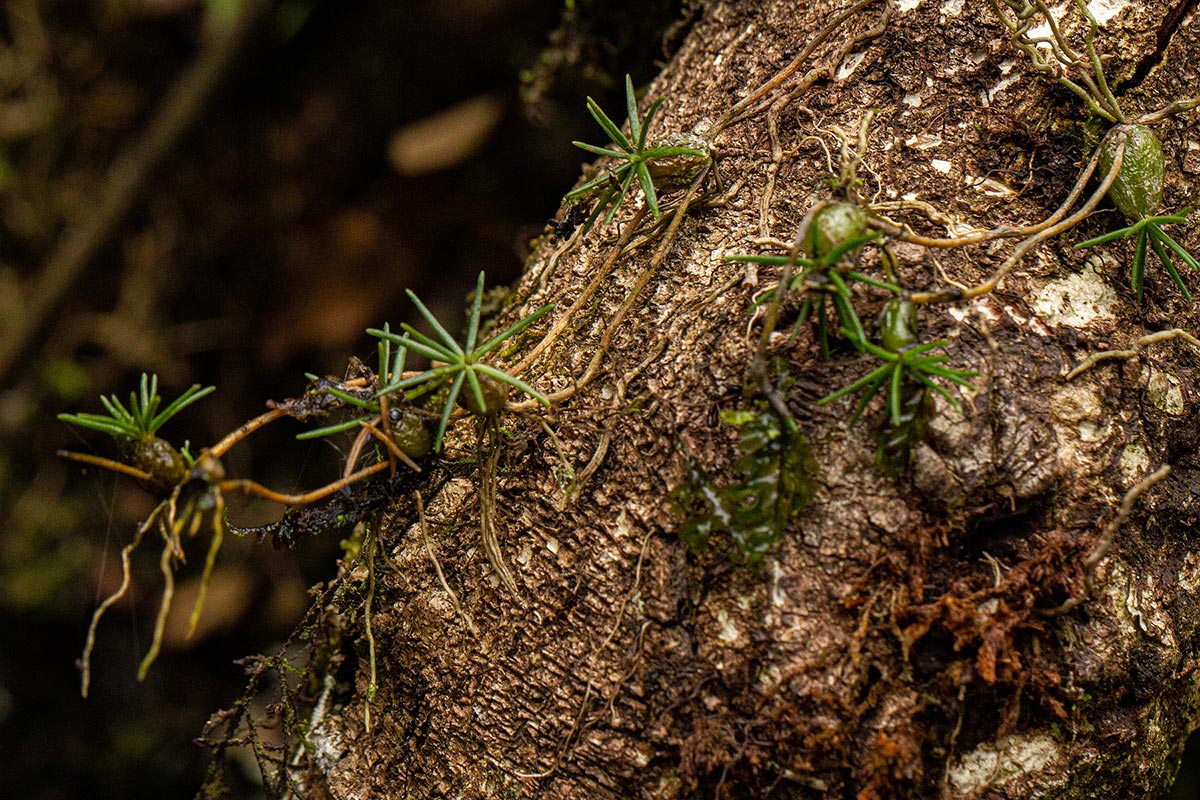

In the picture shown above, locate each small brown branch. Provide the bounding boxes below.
[417,490,478,636]
[909,132,1122,304]
[57,449,155,484]
[218,459,390,506]
[713,0,890,134]
[208,407,289,458]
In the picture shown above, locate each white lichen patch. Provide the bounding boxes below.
[1146,371,1185,415]
[1031,263,1119,327]
[1087,0,1132,25]
[1117,439,1151,483]
[837,51,868,79]
[1051,383,1109,442]
[897,0,922,11]
[947,734,1061,794]
[969,175,1017,197]
[758,663,783,688]
[986,73,1022,104]
[903,93,923,107]
[1185,140,1200,175]
[716,608,742,643]
[1027,4,1071,46]
[770,560,788,607]
[931,158,952,174]
[941,0,965,16]
[905,132,942,150]
[1105,560,1175,643]
[992,299,1054,337]
[1179,552,1200,594]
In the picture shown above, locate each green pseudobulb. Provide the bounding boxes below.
[879,299,918,353]
[645,132,711,194]
[1101,123,1164,221]
[804,202,868,260]
[389,407,432,459]
[127,436,187,493]
[457,372,509,417]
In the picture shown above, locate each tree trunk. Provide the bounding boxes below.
[280,1,1200,797]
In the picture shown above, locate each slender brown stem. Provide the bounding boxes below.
[343,420,378,479]
[359,420,422,473]
[80,502,162,697]
[511,205,648,377]
[57,450,155,484]
[219,459,390,506]
[713,0,886,135]
[871,133,1109,250]
[1066,329,1200,379]
[208,407,289,458]
[1042,465,1171,616]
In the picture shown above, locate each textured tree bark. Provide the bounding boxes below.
[293,1,1200,797]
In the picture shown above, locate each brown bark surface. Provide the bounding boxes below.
[287,1,1200,797]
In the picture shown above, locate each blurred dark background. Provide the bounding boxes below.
[0,0,687,796]
[0,1,1196,798]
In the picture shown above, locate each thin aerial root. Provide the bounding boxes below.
[1138,97,1200,124]
[363,522,378,734]
[478,424,521,599]
[137,531,178,681]
[872,127,1109,252]
[208,407,289,458]
[511,205,648,377]
[219,459,390,506]
[187,493,226,637]
[1066,329,1200,379]
[508,183,691,412]
[714,0,889,134]
[570,430,611,506]
[80,507,159,697]
[342,420,377,478]
[595,165,710,357]
[537,418,577,510]
[417,490,479,635]
[909,134,1123,304]
[359,420,422,472]
[378,393,396,477]
[57,450,155,484]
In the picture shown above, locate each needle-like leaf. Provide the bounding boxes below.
[59,374,214,442]
[368,272,553,452]
[565,75,709,232]
[1076,209,1197,302]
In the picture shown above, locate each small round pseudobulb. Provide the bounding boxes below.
[645,133,711,193]
[458,372,509,417]
[804,202,869,260]
[129,436,187,493]
[879,299,919,353]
